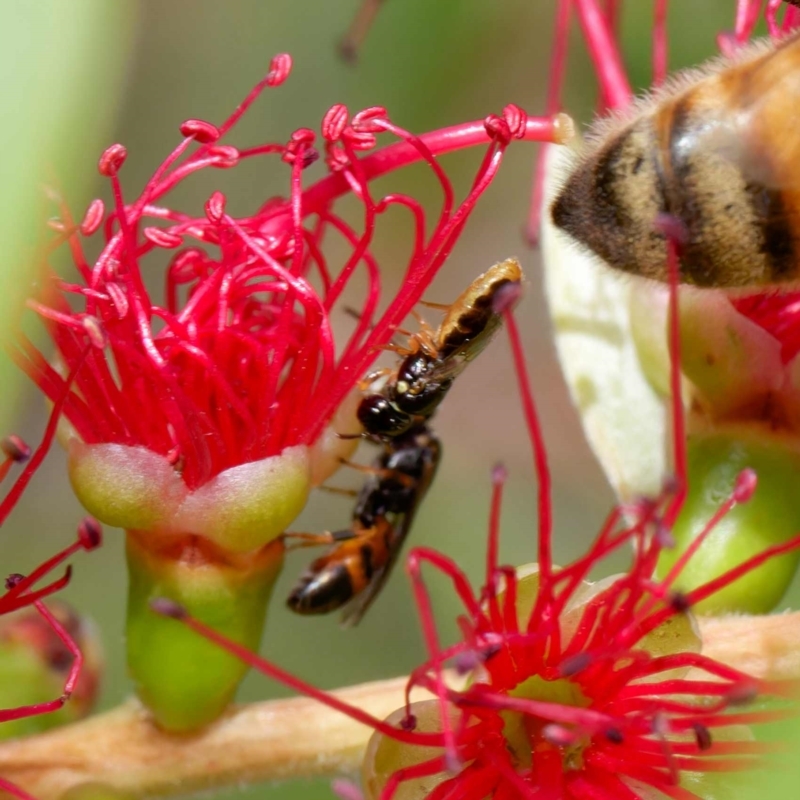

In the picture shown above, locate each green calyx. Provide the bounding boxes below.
[68,442,311,552]
[659,428,800,614]
[126,531,283,732]
[66,441,313,729]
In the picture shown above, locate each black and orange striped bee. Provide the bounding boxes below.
[357,257,523,439]
[286,426,440,625]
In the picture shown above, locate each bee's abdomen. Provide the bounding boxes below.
[286,564,356,614]
[286,545,375,614]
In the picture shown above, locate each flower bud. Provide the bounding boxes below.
[658,429,800,613]
[68,440,309,730]
[362,701,454,800]
[0,602,102,739]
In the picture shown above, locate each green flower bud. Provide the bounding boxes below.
[0,602,102,739]
[659,429,800,613]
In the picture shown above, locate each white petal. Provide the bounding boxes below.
[540,144,668,500]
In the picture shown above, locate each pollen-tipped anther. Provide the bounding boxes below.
[552,112,576,144]
[206,145,240,168]
[558,651,593,677]
[179,119,220,144]
[143,227,183,249]
[484,114,513,144]
[80,199,105,236]
[501,104,527,139]
[81,316,107,349]
[205,191,226,223]
[2,435,31,463]
[351,107,388,133]
[399,713,417,732]
[78,517,103,551]
[543,724,581,747]
[491,462,508,485]
[733,468,758,503]
[669,591,691,613]
[492,281,522,315]
[693,723,713,751]
[266,53,292,86]
[4,573,24,590]
[654,212,690,254]
[322,104,349,141]
[98,144,127,177]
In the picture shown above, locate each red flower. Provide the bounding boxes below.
[11,53,563,500]
[4,52,567,731]
[354,288,800,799]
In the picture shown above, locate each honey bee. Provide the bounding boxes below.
[358,257,523,439]
[286,426,441,625]
[551,33,800,288]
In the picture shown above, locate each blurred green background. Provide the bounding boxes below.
[1,1,798,798]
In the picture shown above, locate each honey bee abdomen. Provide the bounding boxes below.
[551,121,669,281]
[553,35,800,287]
[656,93,772,286]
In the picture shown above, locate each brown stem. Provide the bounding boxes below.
[1,612,799,799]
[0,676,424,800]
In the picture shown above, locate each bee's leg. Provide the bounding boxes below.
[335,431,364,440]
[283,527,367,550]
[406,310,437,355]
[317,484,360,498]
[338,457,381,474]
[374,341,413,357]
[339,457,416,488]
[282,531,337,550]
[418,300,449,311]
[345,305,408,347]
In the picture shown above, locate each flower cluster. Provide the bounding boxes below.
[154,271,800,797]
[7,51,567,730]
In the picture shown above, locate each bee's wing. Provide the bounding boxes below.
[338,514,412,628]
[339,436,441,627]
[419,336,499,388]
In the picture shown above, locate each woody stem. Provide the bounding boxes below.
[0,612,798,800]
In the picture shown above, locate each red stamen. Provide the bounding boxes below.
[573,0,633,110]
[527,0,572,245]
[0,778,37,800]
[653,0,670,86]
